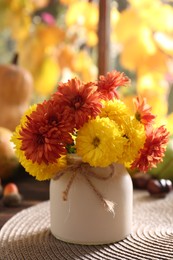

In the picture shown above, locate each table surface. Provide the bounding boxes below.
[0,166,49,229]
[1,183,173,260]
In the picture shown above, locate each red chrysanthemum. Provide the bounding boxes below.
[52,78,102,128]
[133,97,156,128]
[130,125,170,172]
[97,70,130,100]
[19,100,74,164]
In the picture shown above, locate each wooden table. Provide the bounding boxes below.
[0,166,49,229]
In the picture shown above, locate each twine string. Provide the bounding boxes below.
[63,171,78,201]
[53,161,115,214]
[83,172,115,215]
[86,164,114,180]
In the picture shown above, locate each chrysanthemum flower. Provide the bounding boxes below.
[100,99,130,123]
[99,99,146,166]
[97,70,130,100]
[130,125,170,172]
[18,100,74,165]
[13,127,66,180]
[23,156,67,181]
[117,116,146,167]
[133,96,156,128]
[11,104,37,161]
[11,105,68,180]
[52,78,102,129]
[76,117,126,167]
[11,72,169,181]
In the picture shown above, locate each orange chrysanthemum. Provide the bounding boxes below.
[52,78,102,128]
[19,100,74,164]
[133,97,156,128]
[97,70,130,100]
[131,125,170,172]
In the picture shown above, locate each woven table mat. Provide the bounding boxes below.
[0,190,173,260]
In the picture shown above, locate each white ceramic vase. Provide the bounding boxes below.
[50,158,133,245]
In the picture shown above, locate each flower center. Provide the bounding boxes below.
[72,95,83,109]
[36,134,45,145]
[92,137,100,147]
[48,115,58,125]
[135,112,141,122]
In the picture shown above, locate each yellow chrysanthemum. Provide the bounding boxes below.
[100,99,131,123]
[22,155,67,181]
[11,104,67,180]
[76,117,126,167]
[100,99,146,166]
[118,117,146,167]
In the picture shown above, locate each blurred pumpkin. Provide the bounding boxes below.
[0,127,19,180]
[0,63,33,131]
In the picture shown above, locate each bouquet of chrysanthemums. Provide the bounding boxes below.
[12,70,169,181]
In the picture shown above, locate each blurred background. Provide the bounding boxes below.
[0,0,173,182]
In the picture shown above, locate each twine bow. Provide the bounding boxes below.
[53,158,115,215]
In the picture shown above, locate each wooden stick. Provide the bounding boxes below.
[98,0,111,76]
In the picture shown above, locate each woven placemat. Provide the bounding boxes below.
[1,190,173,260]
